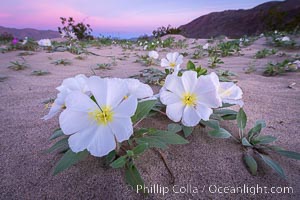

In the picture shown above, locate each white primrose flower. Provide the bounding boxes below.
[161,52,183,73]
[59,76,138,157]
[38,39,52,47]
[42,74,89,120]
[148,50,159,59]
[144,45,148,50]
[294,60,300,69]
[69,31,77,40]
[203,43,209,50]
[22,37,28,45]
[281,36,290,42]
[210,73,244,107]
[123,78,154,100]
[160,71,222,127]
[60,31,67,38]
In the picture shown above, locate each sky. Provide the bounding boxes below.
[0,0,280,38]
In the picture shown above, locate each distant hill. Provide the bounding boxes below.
[179,0,300,38]
[0,26,60,40]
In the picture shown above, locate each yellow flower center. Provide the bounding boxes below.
[89,106,114,125]
[169,62,176,68]
[219,87,232,97]
[123,95,128,100]
[182,92,197,106]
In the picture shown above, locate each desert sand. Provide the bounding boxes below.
[0,36,299,200]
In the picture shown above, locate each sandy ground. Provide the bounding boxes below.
[0,36,299,200]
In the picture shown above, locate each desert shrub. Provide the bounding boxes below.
[58,17,93,40]
[254,48,277,59]
[0,32,14,42]
[152,25,181,38]
[263,59,298,76]
[217,40,240,57]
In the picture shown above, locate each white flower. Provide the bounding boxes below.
[203,43,209,50]
[281,36,290,42]
[60,31,67,38]
[42,74,89,120]
[160,71,222,127]
[210,73,243,107]
[59,76,138,157]
[123,78,153,100]
[148,50,159,59]
[22,37,28,45]
[69,31,77,40]
[260,33,264,37]
[144,45,148,50]
[293,60,300,68]
[275,30,278,34]
[161,52,183,73]
[38,39,51,47]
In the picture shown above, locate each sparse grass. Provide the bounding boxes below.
[208,55,224,68]
[8,59,29,70]
[263,59,297,76]
[217,69,237,82]
[31,70,50,76]
[254,48,277,59]
[129,68,166,85]
[94,63,112,70]
[74,55,87,60]
[52,59,72,66]
[18,51,34,56]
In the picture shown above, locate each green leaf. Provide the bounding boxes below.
[201,119,220,129]
[110,156,127,168]
[136,130,188,149]
[252,135,277,145]
[214,109,237,116]
[221,114,237,120]
[53,149,89,175]
[182,125,194,137]
[243,154,257,175]
[132,143,149,155]
[242,138,252,147]
[131,100,157,123]
[208,128,231,138]
[276,150,300,160]
[125,163,145,193]
[136,137,168,149]
[237,108,247,129]
[105,150,116,163]
[167,123,182,133]
[50,128,64,140]
[248,120,266,139]
[259,154,286,178]
[187,60,195,70]
[45,137,69,153]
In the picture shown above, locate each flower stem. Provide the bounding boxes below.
[153,149,175,184]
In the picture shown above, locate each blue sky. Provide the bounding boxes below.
[0,0,281,38]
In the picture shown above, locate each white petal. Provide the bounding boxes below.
[182,106,201,127]
[64,91,98,112]
[106,78,129,108]
[42,103,62,120]
[87,76,108,107]
[160,89,181,105]
[194,74,222,108]
[110,117,133,142]
[161,58,170,67]
[68,125,97,153]
[181,71,197,93]
[164,74,185,97]
[166,102,185,123]
[113,95,137,117]
[125,79,153,99]
[59,110,92,135]
[196,104,213,121]
[176,54,183,65]
[87,126,116,157]
[166,53,174,62]
[219,82,243,100]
